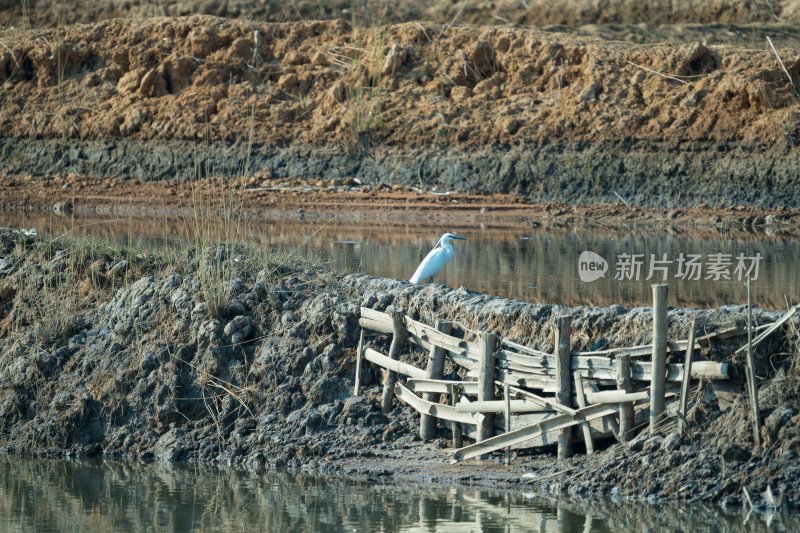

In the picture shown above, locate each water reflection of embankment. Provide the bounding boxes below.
[2,212,799,309]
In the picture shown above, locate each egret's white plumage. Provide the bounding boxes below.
[409,233,467,284]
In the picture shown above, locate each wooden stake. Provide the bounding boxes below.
[420,320,452,440]
[477,332,498,456]
[573,372,594,454]
[745,277,761,446]
[678,319,697,437]
[354,329,365,396]
[650,284,669,435]
[450,383,462,448]
[615,353,634,442]
[504,383,511,465]
[556,315,573,460]
[381,307,408,415]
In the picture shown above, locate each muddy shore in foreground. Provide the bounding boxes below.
[0,229,798,508]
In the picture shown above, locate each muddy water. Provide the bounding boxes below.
[0,456,794,532]
[3,211,799,309]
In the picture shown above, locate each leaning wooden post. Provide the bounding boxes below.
[615,354,634,442]
[476,332,498,455]
[353,329,365,396]
[556,315,573,460]
[420,320,452,440]
[381,307,408,415]
[573,372,594,454]
[677,319,697,437]
[650,284,669,435]
[745,277,761,446]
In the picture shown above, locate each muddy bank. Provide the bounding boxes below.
[0,17,799,208]
[3,137,800,209]
[0,230,798,507]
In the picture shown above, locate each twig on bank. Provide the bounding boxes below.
[626,60,690,85]
[613,190,632,209]
[766,36,799,97]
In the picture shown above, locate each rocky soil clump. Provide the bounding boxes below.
[0,229,799,507]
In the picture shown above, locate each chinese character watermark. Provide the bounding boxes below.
[579,251,762,282]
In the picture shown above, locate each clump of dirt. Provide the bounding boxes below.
[1,229,799,507]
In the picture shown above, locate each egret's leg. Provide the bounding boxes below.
[427,276,434,284]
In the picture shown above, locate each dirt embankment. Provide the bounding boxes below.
[0,16,799,207]
[4,0,800,30]
[0,230,799,507]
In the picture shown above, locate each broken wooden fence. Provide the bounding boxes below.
[353,304,732,463]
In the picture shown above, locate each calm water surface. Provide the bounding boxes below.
[0,456,795,532]
[3,211,800,309]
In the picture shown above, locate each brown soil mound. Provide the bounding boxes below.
[5,0,800,30]
[1,16,798,148]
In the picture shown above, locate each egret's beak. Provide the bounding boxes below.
[452,236,467,240]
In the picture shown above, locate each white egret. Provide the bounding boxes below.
[409,233,467,284]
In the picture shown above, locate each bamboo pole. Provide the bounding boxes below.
[616,353,634,442]
[354,329,365,396]
[650,284,669,435]
[745,277,761,446]
[573,372,594,454]
[477,332,498,455]
[556,315,573,459]
[452,402,620,463]
[677,319,697,437]
[363,348,426,379]
[382,307,408,415]
[420,320,452,440]
[451,384,463,448]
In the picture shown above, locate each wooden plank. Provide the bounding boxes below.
[454,399,549,413]
[616,353,634,442]
[496,381,582,418]
[449,352,478,372]
[491,368,557,392]
[678,319,697,437]
[420,320,451,440]
[500,338,551,357]
[494,351,728,382]
[358,316,393,335]
[574,372,594,454]
[382,308,408,414]
[406,378,480,395]
[363,347,426,379]
[502,395,672,450]
[451,402,620,463]
[395,383,479,425]
[585,389,652,404]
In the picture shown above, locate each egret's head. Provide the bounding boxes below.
[440,233,467,245]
